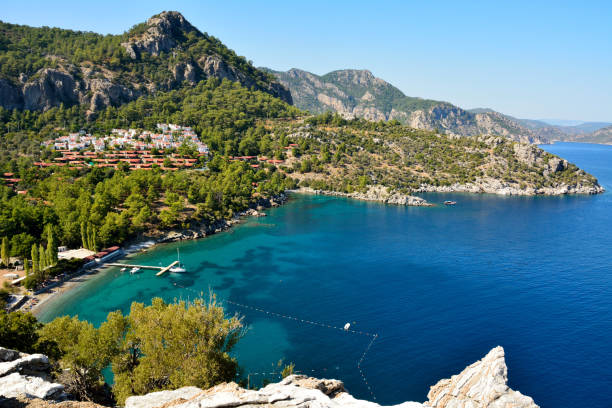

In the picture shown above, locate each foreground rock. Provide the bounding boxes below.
[0,347,65,401]
[298,186,431,206]
[426,347,538,408]
[3,345,537,408]
[124,347,537,408]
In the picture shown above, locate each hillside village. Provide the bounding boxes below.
[37,124,209,171]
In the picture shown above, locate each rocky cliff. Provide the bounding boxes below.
[2,346,538,408]
[0,12,291,114]
[267,68,544,144]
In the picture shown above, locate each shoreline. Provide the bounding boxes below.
[25,179,604,317]
[27,193,289,317]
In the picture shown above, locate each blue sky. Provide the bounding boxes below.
[3,1,611,122]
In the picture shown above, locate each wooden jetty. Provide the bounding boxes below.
[156,261,179,276]
[106,260,179,277]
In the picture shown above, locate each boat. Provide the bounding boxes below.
[120,267,127,272]
[444,200,457,205]
[170,248,187,273]
[130,267,141,274]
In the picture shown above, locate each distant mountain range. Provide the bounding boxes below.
[267,68,612,144]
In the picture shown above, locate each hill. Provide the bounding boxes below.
[267,68,545,144]
[0,11,291,114]
[576,125,612,144]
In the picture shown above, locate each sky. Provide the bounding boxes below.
[2,1,611,122]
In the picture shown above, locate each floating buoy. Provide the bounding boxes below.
[344,323,351,331]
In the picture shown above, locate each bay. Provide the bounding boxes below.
[39,142,612,407]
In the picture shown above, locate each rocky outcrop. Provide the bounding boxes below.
[172,62,199,85]
[22,69,80,111]
[2,12,292,113]
[0,347,65,401]
[0,65,138,113]
[426,347,537,408]
[121,11,199,59]
[298,186,431,206]
[268,68,545,143]
[122,347,536,408]
[3,346,537,408]
[125,376,424,408]
[0,79,24,110]
[119,11,292,104]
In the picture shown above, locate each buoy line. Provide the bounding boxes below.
[172,282,378,400]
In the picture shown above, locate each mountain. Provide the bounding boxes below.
[267,68,545,144]
[0,11,291,114]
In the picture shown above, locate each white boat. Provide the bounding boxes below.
[170,248,187,273]
[130,267,141,274]
[120,267,127,272]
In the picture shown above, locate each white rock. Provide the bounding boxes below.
[425,346,538,408]
[0,372,65,400]
[125,386,203,408]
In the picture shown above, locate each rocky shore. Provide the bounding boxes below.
[414,178,605,196]
[1,346,538,408]
[297,186,432,206]
[153,193,287,243]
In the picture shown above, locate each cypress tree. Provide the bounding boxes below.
[24,259,30,276]
[46,227,58,266]
[1,237,9,267]
[92,228,98,252]
[39,244,46,272]
[81,221,87,249]
[31,245,39,276]
[87,223,93,250]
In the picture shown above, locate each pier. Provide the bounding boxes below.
[106,261,178,276]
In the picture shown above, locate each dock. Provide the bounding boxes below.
[106,260,179,277]
[156,261,179,276]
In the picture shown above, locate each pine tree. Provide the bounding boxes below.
[1,236,9,267]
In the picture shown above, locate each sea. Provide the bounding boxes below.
[38,142,612,408]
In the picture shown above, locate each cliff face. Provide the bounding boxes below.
[0,12,291,114]
[0,346,538,408]
[268,68,545,144]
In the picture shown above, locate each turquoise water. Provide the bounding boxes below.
[39,142,612,407]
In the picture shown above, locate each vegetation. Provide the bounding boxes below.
[0,78,298,290]
[0,296,243,404]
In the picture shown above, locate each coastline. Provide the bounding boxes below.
[295,186,432,206]
[27,193,289,317]
[26,176,603,317]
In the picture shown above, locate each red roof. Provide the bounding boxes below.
[105,246,120,252]
[94,251,108,258]
[2,172,14,177]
